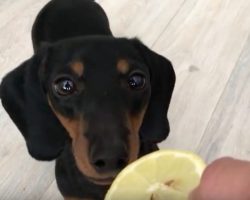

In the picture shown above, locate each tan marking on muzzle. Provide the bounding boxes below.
[117,59,130,74]
[47,98,113,185]
[127,108,147,163]
[70,61,84,77]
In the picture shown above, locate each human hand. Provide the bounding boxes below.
[189,157,250,200]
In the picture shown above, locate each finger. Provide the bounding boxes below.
[188,187,200,200]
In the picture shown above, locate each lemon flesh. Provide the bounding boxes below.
[105,150,206,200]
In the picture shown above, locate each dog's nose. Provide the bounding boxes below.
[92,155,128,173]
[90,147,128,173]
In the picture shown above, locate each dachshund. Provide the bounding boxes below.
[0,0,175,199]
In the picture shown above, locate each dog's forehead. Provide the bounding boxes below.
[49,37,145,75]
[53,37,140,59]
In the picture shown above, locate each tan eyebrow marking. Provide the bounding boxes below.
[70,61,84,77]
[117,59,130,74]
[126,106,147,164]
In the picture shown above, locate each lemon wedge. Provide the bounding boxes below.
[105,150,206,200]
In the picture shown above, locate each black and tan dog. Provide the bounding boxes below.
[0,0,175,199]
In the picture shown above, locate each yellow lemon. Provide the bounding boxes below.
[105,150,206,200]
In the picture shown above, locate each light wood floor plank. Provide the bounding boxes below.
[0,0,34,28]
[40,181,63,200]
[157,0,250,154]
[197,35,250,162]
[0,147,55,200]
[0,0,50,80]
[101,0,185,45]
[0,0,56,199]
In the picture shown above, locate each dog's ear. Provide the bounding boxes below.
[131,39,176,144]
[0,46,67,161]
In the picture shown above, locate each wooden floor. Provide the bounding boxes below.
[1,0,250,199]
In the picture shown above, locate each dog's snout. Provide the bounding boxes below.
[90,145,128,174]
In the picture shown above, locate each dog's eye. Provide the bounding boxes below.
[54,77,77,96]
[128,73,146,90]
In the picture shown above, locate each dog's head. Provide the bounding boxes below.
[0,36,175,184]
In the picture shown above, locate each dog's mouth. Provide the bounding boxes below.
[87,175,115,185]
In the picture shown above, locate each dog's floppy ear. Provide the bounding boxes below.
[0,46,67,161]
[131,39,176,143]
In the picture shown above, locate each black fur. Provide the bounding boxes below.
[132,39,176,143]
[0,0,175,199]
[0,52,68,160]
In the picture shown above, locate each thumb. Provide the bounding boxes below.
[188,187,200,200]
